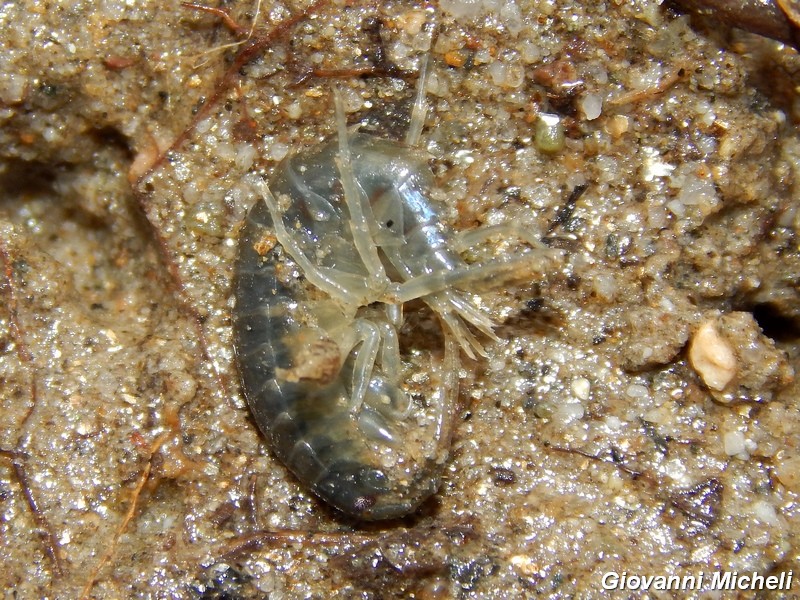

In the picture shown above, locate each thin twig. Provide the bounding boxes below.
[79,434,169,600]
[0,242,63,577]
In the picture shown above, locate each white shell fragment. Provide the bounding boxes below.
[688,320,737,392]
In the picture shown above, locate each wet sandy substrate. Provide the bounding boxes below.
[1,0,799,597]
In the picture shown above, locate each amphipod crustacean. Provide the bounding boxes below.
[233,58,553,519]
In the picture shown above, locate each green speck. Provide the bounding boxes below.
[535,113,565,153]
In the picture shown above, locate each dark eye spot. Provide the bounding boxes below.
[386,219,394,228]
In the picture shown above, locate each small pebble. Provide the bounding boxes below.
[689,320,737,392]
[605,114,629,138]
[723,430,746,456]
[535,113,565,153]
[774,453,800,492]
[396,9,426,35]
[571,377,591,400]
[579,93,603,120]
[752,500,779,526]
[445,50,467,68]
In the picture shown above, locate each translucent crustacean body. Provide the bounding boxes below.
[234,60,550,519]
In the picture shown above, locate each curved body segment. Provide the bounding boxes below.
[233,86,551,520]
[234,135,461,519]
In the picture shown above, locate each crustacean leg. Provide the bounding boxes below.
[255,179,373,306]
[332,88,392,294]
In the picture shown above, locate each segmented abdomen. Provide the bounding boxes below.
[234,198,442,519]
